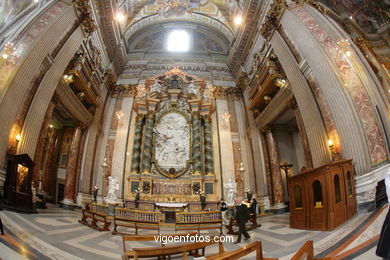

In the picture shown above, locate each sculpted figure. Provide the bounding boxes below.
[224,179,237,206]
[106,176,119,203]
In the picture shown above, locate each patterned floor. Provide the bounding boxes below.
[0,204,386,260]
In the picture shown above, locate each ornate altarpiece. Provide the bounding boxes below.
[126,69,219,204]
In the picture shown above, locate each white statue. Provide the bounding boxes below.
[106,176,119,203]
[224,179,237,206]
[154,112,190,170]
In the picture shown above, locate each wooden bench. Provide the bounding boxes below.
[113,217,160,235]
[206,241,277,260]
[113,208,162,235]
[79,209,111,231]
[122,232,198,259]
[290,241,335,260]
[225,213,261,235]
[128,238,224,260]
[176,211,223,235]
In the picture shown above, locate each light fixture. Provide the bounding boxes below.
[275,78,286,87]
[234,15,243,25]
[345,50,352,57]
[239,162,245,172]
[349,16,353,19]
[167,30,189,52]
[116,110,124,120]
[2,42,16,60]
[63,74,73,82]
[221,112,231,122]
[328,139,333,147]
[15,134,21,142]
[102,157,108,168]
[337,39,352,57]
[115,12,126,22]
[49,124,54,128]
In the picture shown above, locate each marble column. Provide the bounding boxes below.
[203,115,214,175]
[141,112,155,174]
[192,113,202,175]
[265,128,284,206]
[32,101,56,187]
[260,131,274,205]
[43,128,62,200]
[63,126,82,204]
[291,101,313,169]
[130,114,145,174]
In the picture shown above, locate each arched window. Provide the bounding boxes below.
[294,185,303,209]
[334,175,341,203]
[347,171,353,197]
[313,180,323,208]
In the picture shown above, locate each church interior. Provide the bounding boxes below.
[0,0,389,259]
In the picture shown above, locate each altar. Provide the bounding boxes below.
[155,202,188,223]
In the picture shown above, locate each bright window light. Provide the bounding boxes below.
[167,30,189,52]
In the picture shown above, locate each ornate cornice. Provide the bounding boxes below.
[74,0,97,36]
[213,86,242,100]
[259,0,286,40]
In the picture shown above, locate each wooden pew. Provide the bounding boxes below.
[113,208,162,235]
[130,238,224,260]
[225,213,261,235]
[122,232,198,259]
[176,211,223,235]
[78,203,111,232]
[79,209,111,231]
[206,241,278,260]
[290,241,335,260]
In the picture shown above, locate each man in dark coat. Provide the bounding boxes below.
[234,197,250,243]
[376,168,390,259]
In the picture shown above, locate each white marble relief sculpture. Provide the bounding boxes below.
[224,179,237,206]
[187,82,199,96]
[106,176,119,203]
[154,112,190,170]
[150,80,164,94]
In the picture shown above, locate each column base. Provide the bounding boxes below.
[266,202,288,214]
[258,195,271,215]
[76,192,93,207]
[356,163,390,212]
[60,198,79,210]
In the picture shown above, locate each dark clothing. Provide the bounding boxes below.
[376,209,390,259]
[235,204,250,242]
[220,203,228,211]
[251,199,258,214]
[235,204,250,224]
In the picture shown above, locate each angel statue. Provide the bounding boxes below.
[106,176,119,203]
[224,179,237,206]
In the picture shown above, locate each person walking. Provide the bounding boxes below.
[234,197,250,244]
[376,167,390,259]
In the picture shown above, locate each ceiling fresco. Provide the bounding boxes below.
[0,0,36,32]
[118,0,241,31]
[318,0,390,34]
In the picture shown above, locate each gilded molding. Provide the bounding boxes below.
[259,0,286,39]
[74,0,97,36]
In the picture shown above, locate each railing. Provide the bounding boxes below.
[115,208,162,223]
[177,211,222,223]
[91,203,108,216]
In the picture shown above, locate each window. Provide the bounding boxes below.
[313,180,323,208]
[334,175,341,203]
[294,185,303,209]
[167,30,189,52]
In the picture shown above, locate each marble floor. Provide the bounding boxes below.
[0,204,387,260]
